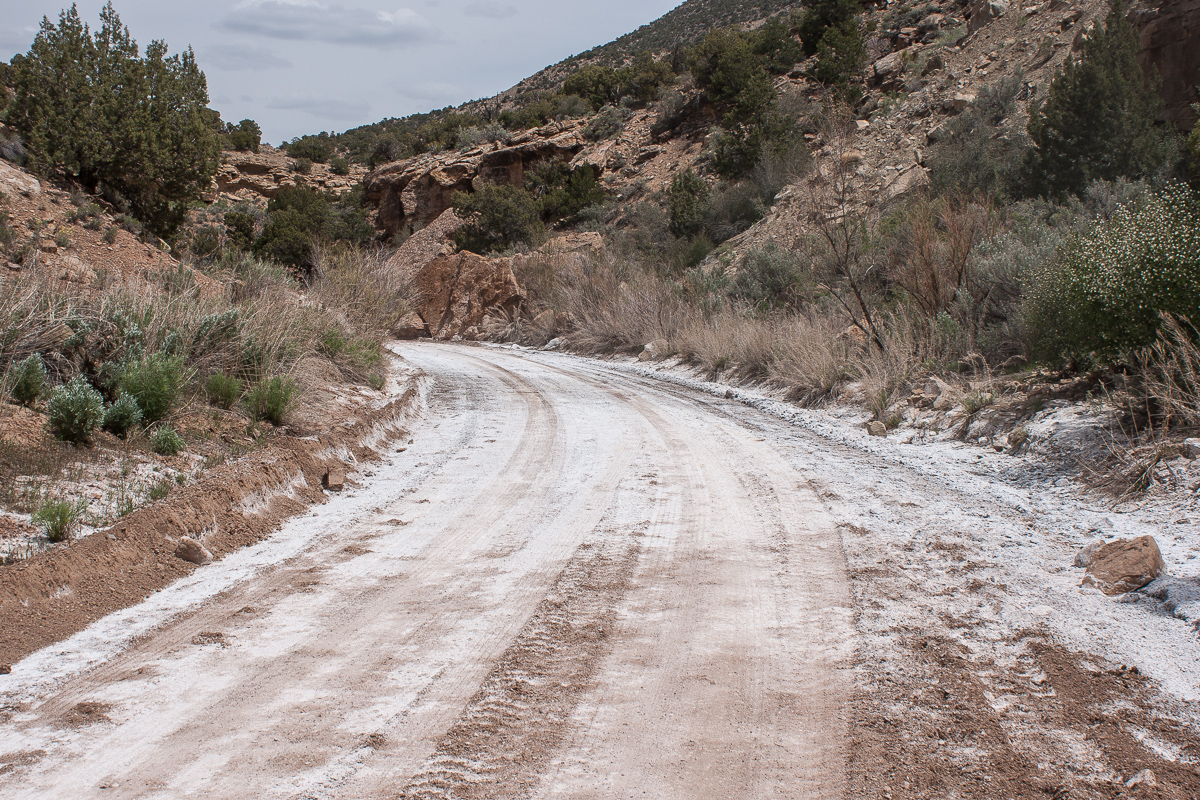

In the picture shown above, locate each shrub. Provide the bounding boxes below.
[330,156,350,175]
[244,375,298,425]
[103,226,118,244]
[119,351,189,423]
[102,391,143,438]
[225,119,261,153]
[730,243,805,311]
[151,424,184,456]
[223,210,256,250]
[804,0,866,96]
[452,184,546,253]
[1024,183,1200,363]
[688,29,775,128]
[527,162,606,223]
[583,106,628,142]
[564,65,621,110]
[292,158,313,175]
[927,75,1030,199]
[32,498,86,542]
[1024,0,1176,198]
[7,353,46,407]
[285,134,334,163]
[204,373,243,409]
[47,375,104,444]
[668,170,708,239]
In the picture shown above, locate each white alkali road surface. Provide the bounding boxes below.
[0,343,855,799]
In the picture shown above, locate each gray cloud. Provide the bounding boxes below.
[219,0,440,49]
[0,25,38,55]
[204,43,293,71]
[267,93,372,120]
[463,2,517,18]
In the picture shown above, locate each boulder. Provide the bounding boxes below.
[967,0,1010,33]
[867,421,888,437]
[55,255,96,284]
[872,50,907,85]
[415,251,523,340]
[174,538,213,566]
[323,467,345,492]
[0,159,41,201]
[1183,438,1200,459]
[638,338,670,362]
[0,664,10,674]
[1083,536,1165,595]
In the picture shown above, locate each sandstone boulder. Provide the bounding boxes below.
[867,421,887,437]
[1083,535,1165,595]
[967,0,1009,33]
[1183,438,1200,459]
[416,252,523,339]
[174,537,213,565]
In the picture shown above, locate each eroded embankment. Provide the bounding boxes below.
[0,379,422,667]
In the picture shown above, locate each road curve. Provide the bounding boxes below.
[0,343,853,799]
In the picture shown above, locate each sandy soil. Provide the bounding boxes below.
[0,343,851,799]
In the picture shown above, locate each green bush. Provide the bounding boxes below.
[8,353,46,407]
[119,352,189,423]
[225,119,261,153]
[47,376,104,444]
[244,375,298,426]
[1024,0,1176,198]
[330,156,350,176]
[285,134,334,163]
[204,373,243,409]
[526,162,606,223]
[564,65,621,110]
[730,243,805,311]
[292,158,313,175]
[927,75,1030,199]
[800,0,865,96]
[32,498,86,542]
[452,184,546,254]
[224,210,256,250]
[688,29,775,128]
[668,170,708,239]
[1024,183,1200,363]
[102,391,143,437]
[151,424,184,456]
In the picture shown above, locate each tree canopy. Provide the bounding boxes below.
[5,3,220,240]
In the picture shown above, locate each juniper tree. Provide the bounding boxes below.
[1024,0,1176,197]
[6,3,219,240]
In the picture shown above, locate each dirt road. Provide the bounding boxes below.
[0,343,854,799]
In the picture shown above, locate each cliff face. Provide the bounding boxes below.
[1133,0,1200,130]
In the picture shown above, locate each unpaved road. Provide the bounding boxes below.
[0,343,854,799]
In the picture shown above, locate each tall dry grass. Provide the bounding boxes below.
[1140,314,1200,429]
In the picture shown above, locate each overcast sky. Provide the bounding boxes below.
[0,0,682,143]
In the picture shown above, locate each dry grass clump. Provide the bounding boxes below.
[1139,315,1200,430]
[310,245,415,337]
[767,310,856,404]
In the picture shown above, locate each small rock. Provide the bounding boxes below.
[1182,438,1200,459]
[868,421,887,437]
[1074,536,1106,568]
[950,93,977,112]
[1084,536,1165,595]
[0,664,11,675]
[324,468,346,492]
[638,338,669,362]
[174,538,212,566]
[921,53,945,76]
[1126,769,1156,789]
[856,119,871,130]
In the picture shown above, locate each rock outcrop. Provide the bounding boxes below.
[211,147,366,205]
[0,159,40,201]
[1132,0,1200,130]
[363,122,588,238]
[415,251,523,340]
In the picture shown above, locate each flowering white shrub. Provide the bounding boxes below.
[1025,183,1200,363]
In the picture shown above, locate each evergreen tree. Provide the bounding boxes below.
[6,3,219,240]
[1024,0,1175,197]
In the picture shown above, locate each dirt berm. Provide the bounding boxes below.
[0,381,421,667]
